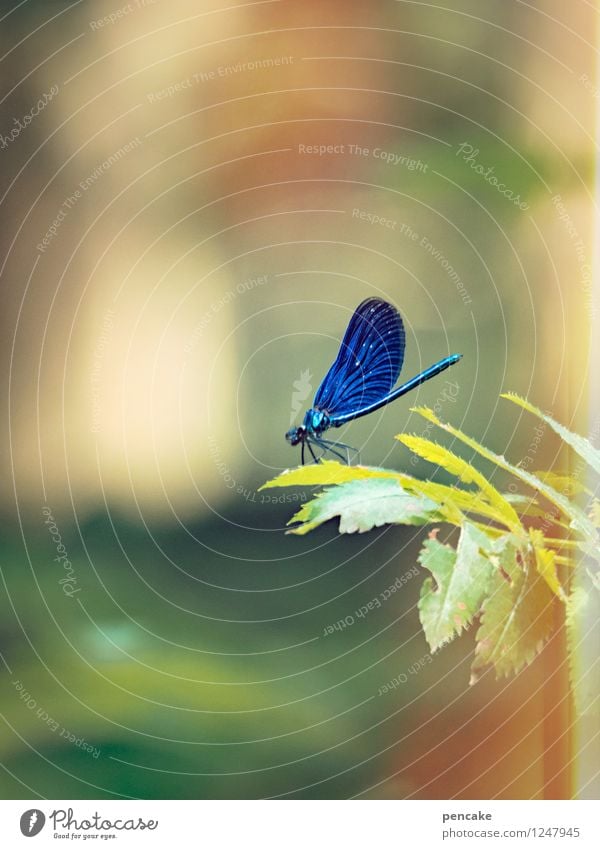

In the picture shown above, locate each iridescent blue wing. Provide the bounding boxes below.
[313,298,405,419]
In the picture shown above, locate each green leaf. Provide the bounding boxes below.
[260,460,399,490]
[502,393,600,476]
[578,540,600,571]
[566,587,599,716]
[418,523,496,652]
[397,434,522,533]
[589,567,600,591]
[470,539,556,683]
[411,406,598,544]
[286,478,439,535]
[395,478,498,526]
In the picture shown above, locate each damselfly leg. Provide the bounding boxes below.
[313,437,360,465]
[306,440,320,464]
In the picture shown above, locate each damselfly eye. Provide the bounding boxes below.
[285,428,301,446]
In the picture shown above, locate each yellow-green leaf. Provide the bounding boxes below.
[533,471,587,498]
[400,478,512,527]
[260,460,400,490]
[529,528,566,601]
[410,406,598,544]
[397,433,522,533]
[502,393,600,476]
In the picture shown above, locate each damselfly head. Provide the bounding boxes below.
[285,425,305,446]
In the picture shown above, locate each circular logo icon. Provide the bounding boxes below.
[19,810,45,837]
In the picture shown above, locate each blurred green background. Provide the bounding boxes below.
[0,0,597,798]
